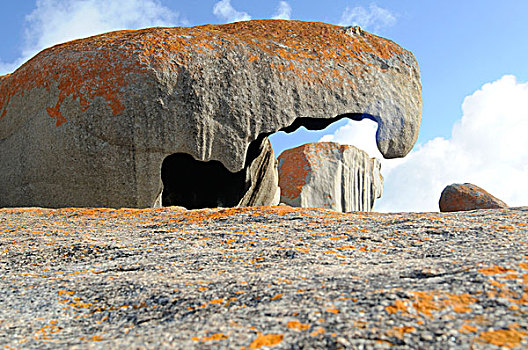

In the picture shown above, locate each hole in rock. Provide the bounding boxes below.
[160,114,378,209]
[161,153,247,209]
[269,113,378,156]
[160,136,268,209]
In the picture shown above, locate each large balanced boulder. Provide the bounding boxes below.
[278,142,383,212]
[0,20,421,208]
[439,183,508,212]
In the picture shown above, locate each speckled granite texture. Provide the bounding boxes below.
[1,206,527,349]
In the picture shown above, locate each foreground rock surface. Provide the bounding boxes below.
[1,206,527,349]
[278,142,383,212]
[439,183,508,212]
[0,20,421,208]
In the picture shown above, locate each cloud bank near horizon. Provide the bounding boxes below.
[322,75,528,212]
[0,0,186,75]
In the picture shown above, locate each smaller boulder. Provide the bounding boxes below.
[278,142,383,212]
[439,183,508,212]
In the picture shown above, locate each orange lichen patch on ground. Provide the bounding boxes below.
[325,308,340,314]
[477,325,527,349]
[490,279,505,288]
[0,20,409,125]
[386,326,416,339]
[34,321,63,340]
[388,291,477,318]
[192,333,229,342]
[176,206,304,224]
[271,294,283,301]
[510,292,528,306]
[446,293,478,313]
[500,273,519,280]
[410,291,439,317]
[478,265,515,276]
[310,327,326,337]
[459,324,478,334]
[57,290,75,296]
[385,299,408,314]
[248,333,284,349]
[287,320,311,331]
[519,262,528,270]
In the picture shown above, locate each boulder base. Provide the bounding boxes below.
[278,142,383,212]
[439,183,508,212]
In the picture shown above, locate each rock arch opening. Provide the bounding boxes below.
[269,113,379,155]
[270,113,383,213]
[160,113,379,210]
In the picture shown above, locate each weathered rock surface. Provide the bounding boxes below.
[278,142,382,212]
[1,206,527,349]
[439,183,508,212]
[0,20,421,208]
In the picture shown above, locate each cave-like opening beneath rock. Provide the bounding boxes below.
[160,136,268,209]
[160,113,378,209]
[161,153,247,209]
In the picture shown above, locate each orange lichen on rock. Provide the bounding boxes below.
[278,142,364,201]
[287,320,311,331]
[478,265,515,276]
[0,20,410,125]
[410,291,440,317]
[439,183,508,212]
[459,324,478,334]
[277,146,311,201]
[477,325,527,349]
[386,291,477,318]
[192,333,228,342]
[248,333,284,349]
[176,206,305,224]
[386,326,416,339]
[385,299,408,314]
[325,307,340,314]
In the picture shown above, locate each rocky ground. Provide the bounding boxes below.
[1,205,527,349]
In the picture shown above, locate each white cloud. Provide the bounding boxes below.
[213,0,251,23]
[272,1,292,20]
[1,0,185,75]
[320,118,383,160]
[338,4,396,33]
[320,75,528,212]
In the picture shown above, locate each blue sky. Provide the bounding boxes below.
[1,1,527,211]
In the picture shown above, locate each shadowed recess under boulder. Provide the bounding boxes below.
[0,20,422,208]
[160,137,279,209]
[161,153,246,209]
